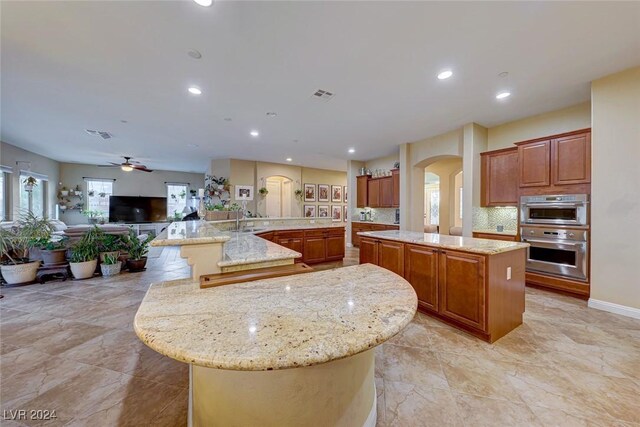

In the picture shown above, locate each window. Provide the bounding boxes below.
[19,174,47,218]
[86,179,113,221]
[424,172,440,226]
[167,183,188,219]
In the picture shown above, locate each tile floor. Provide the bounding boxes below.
[1,247,639,426]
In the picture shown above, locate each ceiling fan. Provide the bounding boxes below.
[99,156,153,173]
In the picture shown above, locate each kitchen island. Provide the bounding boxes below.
[358,230,528,342]
[135,264,417,426]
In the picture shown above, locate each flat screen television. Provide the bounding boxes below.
[108,196,167,223]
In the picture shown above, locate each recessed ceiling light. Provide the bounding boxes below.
[348,148,355,153]
[285,157,292,162]
[496,91,511,99]
[250,130,259,137]
[120,120,128,124]
[292,139,299,143]
[188,86,202,95]
[437,70,453,80]
[193,0,213,6]
[224,118,232,122]
[498,71,509,78]
[187,49,202,60]
[266,112,277,117]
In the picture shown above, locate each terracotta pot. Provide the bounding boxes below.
[100,261,122,277]
[126,257,147,272]
[0,261,40,284]
[41,249,67,265]
[69,259,98,280]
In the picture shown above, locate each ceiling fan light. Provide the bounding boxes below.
[121,165,133,172]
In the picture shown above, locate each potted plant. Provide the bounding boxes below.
[23,176,38,192]
[98,234,122,262]
[294,189,303,202]
[0,213,51,284]
[258,187,269,197]
[100,253,121,277]
[33,237,68,265]
[82,209,102,225]
[125,231,149,272]
[205,203,228,221]
[60,186,69,197]
[69,239,99,279]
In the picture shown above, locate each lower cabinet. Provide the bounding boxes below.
[274,232,304,262]
[360,237,406,275]
[258,228,345,265]
[404,244,439,313]
[303,235,327,264]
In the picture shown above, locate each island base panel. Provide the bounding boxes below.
[180,243,224,280]
[192,349,376,427]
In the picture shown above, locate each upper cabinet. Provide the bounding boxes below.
[516,129,591,194]
[481,147,518,206]
[356,169,400,208]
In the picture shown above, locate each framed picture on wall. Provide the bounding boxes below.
[304,184,316,202]
[343,206,348,222]
[235,185,254,201]
[332,205,342,222]
[318,205,329,218]
[344,186,348,203]
[331,185,342,203]
[304,205,316,218]
[318,185,329,202]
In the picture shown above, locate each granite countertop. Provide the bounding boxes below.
[472,228,518,236]
[150,221,230,247]
[218,232,301,267]
[358,230,528,255]
[352,221,400,226]
[134,264,417,371]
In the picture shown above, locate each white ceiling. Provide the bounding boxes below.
[2,1,639,173]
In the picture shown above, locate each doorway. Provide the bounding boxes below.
[265,176,293,218]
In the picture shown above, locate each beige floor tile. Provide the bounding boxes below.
[386,320,432,349]
[15,317,110,356]
[528,405,632,427]
[382,344,449,390]
[0,347,52,381]
[149,388,189,427]
[384,380,463,427]
[375,376,386,427]
[453,392,541,427]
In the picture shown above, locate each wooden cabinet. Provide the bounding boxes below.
[552,133,591,185]
[518,140,551,188]
[325,229,346,261]
[378,239,404,276]
[359,237,379,265]
[516,129,591,194]
[261,227,345,265]
[472,232,517,242]
[438,250,486,331]
[367,179,380,208]
[274,231,304,262]
[379,177,394,208]
[392,169,400,207]
[356,175,369,208]
[303,235,326,264]
[404,244,438,313]
[351,222,399,247]
[255,231,274,242]
[481,148,518,206]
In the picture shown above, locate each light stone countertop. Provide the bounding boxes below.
[472,228,518,237]
[150,221,230,247]
[218,232,301,267]
[358,230,528,255]
[134,264,417,370]
[352,221,400,226]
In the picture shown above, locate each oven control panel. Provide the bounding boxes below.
[520,227,588,242]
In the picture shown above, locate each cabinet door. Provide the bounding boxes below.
[552,132,591,185]
[367,180,380,208]
[326,234,345,261]
[275,237,304,262]
[481,149,518,206]
[378,239,404,276]
[392,169,400,207]
[404,244,438,313]
[303,237,327,264]
[518,140,550,187]
[438,250,486,332]
[359,237,379,265]
[379,177,394,208]
[256,231,274,242]
[357,176,369,208]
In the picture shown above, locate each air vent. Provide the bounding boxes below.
[312,89,335,101]
[85,129,113,140]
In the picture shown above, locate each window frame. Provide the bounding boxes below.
[85,178,114,221]
[166,183,189,219]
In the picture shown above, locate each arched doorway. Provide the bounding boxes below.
[265,176,293,218]
[422,157,463,235]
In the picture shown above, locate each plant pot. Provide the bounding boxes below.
[100,261,122,277]
[88,218,98,225]
[206,211,228,221]
[61,190,69,196]
[228,211,240,220]
[118,253,129,271]
[70,259,98,280]
[126,257,147,272]
[100,251,120,262]
[41,249,67,265]
[0,261,40,285]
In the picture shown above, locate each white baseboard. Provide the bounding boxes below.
[588,298,640,320]
[346,243,354,248]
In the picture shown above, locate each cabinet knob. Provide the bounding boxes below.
[568,232,575,238]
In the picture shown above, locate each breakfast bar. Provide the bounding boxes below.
[134,264,417,426]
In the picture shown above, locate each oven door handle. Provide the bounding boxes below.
[522,202,586,208]
[522,238,586,248]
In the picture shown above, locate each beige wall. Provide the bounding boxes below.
[487,102,591,151]
[424,158,463,235]
[59,163,204,225]
[1,142,60,220]
[591,66,640,311]
[364,153,399,172]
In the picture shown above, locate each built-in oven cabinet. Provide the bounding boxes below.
[520,194,589,227]
[516,129,591,194]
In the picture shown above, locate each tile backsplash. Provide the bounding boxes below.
[473,207,518,231]
[352,207,397,224]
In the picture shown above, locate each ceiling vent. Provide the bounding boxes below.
[312,89,335,101]
[85,129,113,140]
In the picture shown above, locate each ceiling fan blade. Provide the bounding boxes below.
[98,164,120,167]
[132,165,153,172]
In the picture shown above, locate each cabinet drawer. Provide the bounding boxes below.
[275,231,304,239]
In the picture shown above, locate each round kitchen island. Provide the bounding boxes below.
[134,263,417,427]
